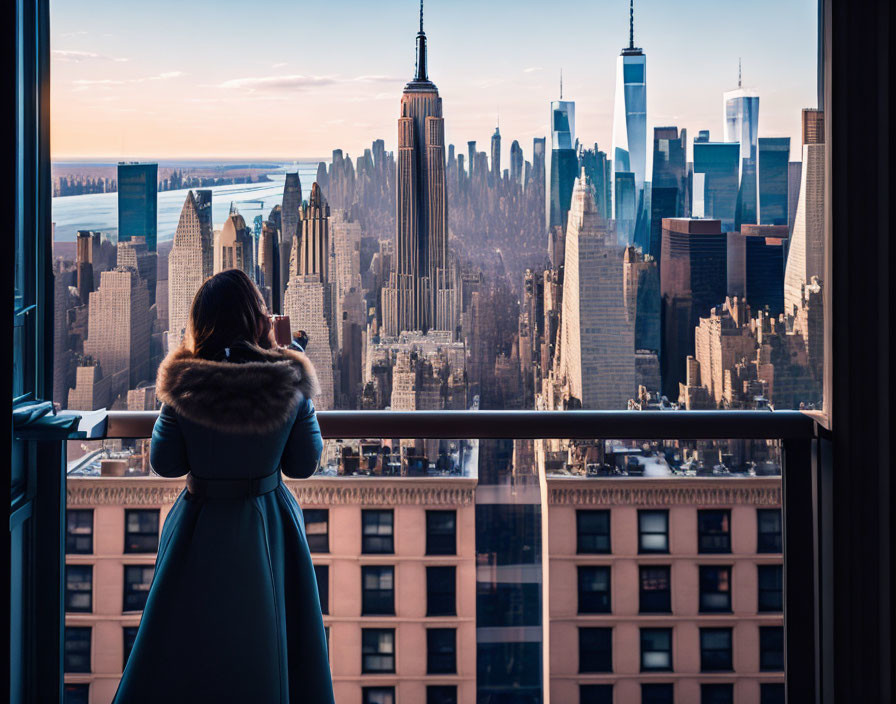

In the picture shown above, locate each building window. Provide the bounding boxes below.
[65,564,92,613]
[64,626,91,673]
[427,685,457,704]
[758,564,783,612]
[699,565,732,612]
[757,509,782,553]
[362,509,394,554]
[426,510,456,555]
[638,510,669,553]
[123,565,154,612]
[701,683,733,704]
[314,564,329,614]
[760,682,785,704]
[640,628,673,671]
[63,683,90,704]
[361,629,395,673]
[426,628,456,674]
[700,628,733,672]
[304,509,329,553]
[578,627,612,673]
[123,626,139,668]
[760,626,784,671]
[641,683,674,704]
[361,565,394,616]
[580,684,613,704]
[639,565,671,613]
[698,510,731,553]
[66,509,93,554]
[363,687,395,704]
[577,509,611,553]
[124,509,160,554]
[426,565,456,616]
[578,565,611,613]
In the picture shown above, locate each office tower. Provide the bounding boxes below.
[723,64,760,228]
[257,220,278,310]
[510,140,524,187]
[280,173,303,312]
[532,137,546,189]
[579,144,612,221]
[784,110,825,315]
[787,162,802,234]
[382,3,455,336]
[295,182,330,281]
[614,172,636,243]
[168,191,214,345]
[491,125,502,181]
[117,236,157,307]
[467,141,476,180]
[447,143,455,166]
[758,138,790,225]
[213,207,254,278]
[624,247,662,393]
[557,171,635,409]
[75,230,100,305]
[83,267,151,392]
[692,142,740,231]
[611,0,647,245]
[117,163,158,251]
[660,218,727,398]
[650,127,688,260]
[331,210,363,349]
[548,97,577,232]
[727,225,788,318]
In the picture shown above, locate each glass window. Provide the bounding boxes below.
[123,626,139,668]
[361,629,395,673]
[65,564,92,613]
[304,509,329,553]
[577,510,610,553]
[701,683,733,704]
[640,628,673,671]
[758,564,783,612]
[639,565,671,613]
[427,686,457,704]
[639,510,669,553]
[757,509,782,553]
[578,565,611,613]
[578,627,612,673]
[760,626,784,671]
[699,565,732,612]
[580,684,613,704]
[426,510,456,555]
[363,687,395,704]
[361,565,394,616]
[642,683,674,704]
[362,509,394,554]
[63,683,90,704]
[700,628,733,672]
[760,682,785,704]
[427,565,456,616]
[66,509,94,554]
[698,510,731,553]
[123,565,154,612]
[476,581,540,628]
[124,509,160,553]
[624,63,645,83]
[64,626,91,673]
[426,628,456,674]
[314,564,329,614]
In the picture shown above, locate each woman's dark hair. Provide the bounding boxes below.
[187,269,274,362]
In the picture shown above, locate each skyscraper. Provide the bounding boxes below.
[650,127,688,260]
[490,125,501,181]
[280,173,303,313]
[467,141,476,180]
[214,207,254,278]
[168,190,213,345]
[611,0,647,245]
[723,63,760,228]
[75,230,99,306]
[692,142,740,231]
[117,163,158,251]
[758,137,790,226]
[382,2,455,336]
[548,96,576,232]
[510,139,523,187]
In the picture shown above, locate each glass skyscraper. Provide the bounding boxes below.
[758,137,791,226]
[692,142,740,232]
[723,78,760,229]
[649,126,688,260]
[117,163,158,251]
[548,99,577,233]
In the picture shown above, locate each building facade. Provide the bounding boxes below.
[116,163,158,251]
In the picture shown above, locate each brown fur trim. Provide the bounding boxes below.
[155,344,320,434]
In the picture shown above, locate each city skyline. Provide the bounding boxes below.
[50,0,817,161]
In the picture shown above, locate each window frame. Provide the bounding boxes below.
[426,627,457,674]
[360,564,394,616]
[640,627,673,672]
[303,509,330,553]
[758,564,783,612]
[757,509,783,553]
[699,627,733,672]
[698,565,733,613]
[577,564,611,614]
[65,509,94,555]
[426,565,456,617]
[63,626,91,674]
[697,509,731,554]
[638,509,669,554]
[425,510,457,555]
[361,509,394,554]
[64,564,92,613]
[578,626,613,673]
[639,564,672,613]
[122,564,155,613]
[576,509,611,554]
[361,628,396,674]
[123,508,160,554]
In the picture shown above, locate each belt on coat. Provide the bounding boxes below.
[185,470,282,499]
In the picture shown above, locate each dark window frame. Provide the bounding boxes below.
[639,565,672,613]
[697,509,731,554]
[362,509,394,554]
[426,510,457,555]
[758,564,783,612]
[638,510,669,554]
[314,563,329,614]
[64,564,92,613]
[426,565,456,617]
[757,509,783,553]
[699,565,733,613]
[361,565,394,616]
[63,626,91,673]
[122,626,138,669]
[303,509,330,553]
[361,628,395,674]
[426,627,457,674]
[578,627,613,673]
[122,564,154,613]
[699,627,733,672]
[579,683,614,704]
[577,565,611,614]
[362,686,396,704]
[65,509,94,555]
[640,627,673,672]
[760,625,784,671]
[577,509,611,554]
[123,509,160,554]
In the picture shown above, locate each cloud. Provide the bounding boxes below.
[53,49,129,63]
[215,73,402,93]
[523,66,543,73]
[72,71,184,88]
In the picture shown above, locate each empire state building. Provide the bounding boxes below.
[382,2,456,336]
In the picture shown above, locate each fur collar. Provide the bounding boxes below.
[155,344,319,434]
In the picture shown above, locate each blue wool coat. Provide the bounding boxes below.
[112,345,335,704]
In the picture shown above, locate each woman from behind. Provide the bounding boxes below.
[113,269,334,704]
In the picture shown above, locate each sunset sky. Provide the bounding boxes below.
[50,0,818,163]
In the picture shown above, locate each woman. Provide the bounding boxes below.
[113,270,335,704]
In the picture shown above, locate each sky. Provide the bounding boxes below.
[50,0,818,164]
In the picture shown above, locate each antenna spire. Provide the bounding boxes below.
[629,0,634,50]
[560,68,563,99]
[420,0,423,33]
[414,0,427,81]
[738,57,742,88]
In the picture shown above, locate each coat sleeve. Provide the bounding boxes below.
[280,397,323,479]
[149,404,190,478]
